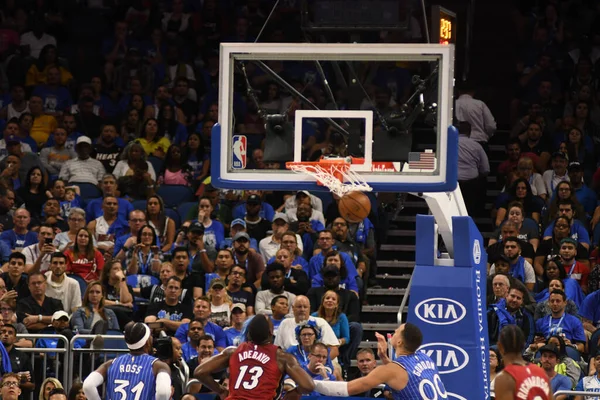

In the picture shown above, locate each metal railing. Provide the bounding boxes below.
[397,273,413,324]
[555,390,600,396]
[67,334,128,389]
[15,334,70,400]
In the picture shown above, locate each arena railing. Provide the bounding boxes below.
[396,274,413,324]
[66,334,129,389]
[16,334,70,400]
[555,390,599,396]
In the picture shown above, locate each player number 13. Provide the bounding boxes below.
[234,365,264,390]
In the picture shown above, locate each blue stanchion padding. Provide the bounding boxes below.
[407,215,490,400]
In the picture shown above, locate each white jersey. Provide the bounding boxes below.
[94,216,115,248]
[578,375,600,399]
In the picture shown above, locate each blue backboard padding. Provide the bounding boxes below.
[211,123,459,193]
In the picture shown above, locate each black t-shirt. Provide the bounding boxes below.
[16,296,63,332]
[245,218,272,241]
[535,238,589,262]
[93,142,123,174]
[104,283,135,302]
[227,289,255,309]
[174,98,198,124]
[186,356,226,393]
[2,273,30,301]
[147,301,193,334]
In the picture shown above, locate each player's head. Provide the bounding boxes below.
[124,322,152,353]
[245,314,272,345]
[497,325,525,357]
[391,323,423,353]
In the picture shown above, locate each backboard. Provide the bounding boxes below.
[212,42,458,193]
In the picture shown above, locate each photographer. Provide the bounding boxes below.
[155,334,188,400]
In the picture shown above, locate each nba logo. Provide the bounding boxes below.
[232,135,247,169]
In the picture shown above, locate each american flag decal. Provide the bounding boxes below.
[408,151,435,170]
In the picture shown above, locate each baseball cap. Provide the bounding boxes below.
[560,237,577,246]
[209,278,226,290]
[52,310,70,321]
[231,303,246,313]
[296,190,311,197]
[189,221,205,234]
[5,135,20,144]
[552,151,567,160]
[273,212,289,223]
[233,231,250,242]
[322,264,340,276]
[76,136,92,146]
[568,161,583,171]
[539,344,559,357]
[247,194,261,205]
[494,254,511,264]
[231,218,246,228]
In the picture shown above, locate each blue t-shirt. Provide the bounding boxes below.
[181,341,197,362]
[307,250,356,280]
[574,185,597,216]
[550,373,572,394]
[535,313,587,343]
[267,255,308,270]
[32,85,73,113]
[543,220,590,246]
[175,321,226,348]
[187,153,210,180]
[579,290,600,327]
[0,230,38,250]
[232,202,275,222]
[224,327,242,346]
[310,311,349,344]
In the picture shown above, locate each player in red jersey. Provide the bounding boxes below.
[194,314,315,399]
[495,325,554,400]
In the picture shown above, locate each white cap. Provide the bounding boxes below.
[52,310,70,321]
[76,136,92,146]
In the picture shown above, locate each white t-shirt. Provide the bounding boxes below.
[528,173,547,198]
[542,170,569,196]
[210,303,231,328]
[44,271,82,313]
[23,243,51,273]
[274,316,340,350]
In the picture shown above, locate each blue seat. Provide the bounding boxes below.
[165,208,181,229]
[156,185,194,208]
[131,200,147,211]
[177,201,197,223]
[73,183,102,201]
[68,274,87,298]
[126,274,160,289]
[147,156,164,176]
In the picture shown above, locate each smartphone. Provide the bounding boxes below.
[45,238,53,245]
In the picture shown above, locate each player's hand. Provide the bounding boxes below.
[217,387,229,400]
[375,332,391,364]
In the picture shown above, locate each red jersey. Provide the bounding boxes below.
[503,363,551,400]
[228,342,283,400]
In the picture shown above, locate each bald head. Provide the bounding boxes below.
[292,296,310,322]
[492,274,510,298]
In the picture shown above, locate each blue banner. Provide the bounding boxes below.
[407,215,490,400]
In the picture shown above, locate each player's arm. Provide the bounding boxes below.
[152,359,172,400]
[312,363,401,396]
[194,346,234,397]
[82,360,112,400]
[280,351,316,394]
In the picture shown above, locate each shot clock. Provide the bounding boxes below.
[431,5,457,45]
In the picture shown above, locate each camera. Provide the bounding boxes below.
[298,215,310,223]
[154,333,173,361]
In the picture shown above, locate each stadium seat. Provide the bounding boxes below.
[132,200,147,211]
[156,185,194,208]
[177,201,197,222]
[148,155,164,176]
[68,274,88,298]
[165,208,181,229]
[74,183,102,201]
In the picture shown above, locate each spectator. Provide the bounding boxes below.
[0,208,37,251]
[2,253,29,301]
[181,320,204,362]
[0,135,46,186]
[262,248,309,296]
[535,290,586,353]
[0,372,21,400]
[174,297,226,350]
[64,228,104,283]
[44,252,81,314]
[568,161,596,216]
[223,303,247,346]
[136,118,170,159]
[547,181,587,227]
[29,96,57,148]
[488,273,510,306]
[157,144,192,186]
[39,378,63,400]
[538,344,572,395]
[544,199,590,247]
[16,272,63,333]
[204,249,234,292]
[0,187,15,232]
[157,104,188,146]
[230,232,265,289]
[221,219,258,251]
[489,203,540,252]
[233,191,276,222]
[207,279,232,328]
[93,124,123,174]
[240,194,272,241]
[71,280,119,334]
[25,45,72,88]
[120,108,143,142]
[256,263,296,316]
[490,136,522,186]
[0,122,33,162]
[20,17,56,59]
[495,178,543,226]
[32,66,73,117]
[0,86,30,122]
[113,49,154,95]
[125,224,162,277]
[534,270,581,320]
[117,159,155,201]
[556,237,589,293]
[455,81,497,150]
[351,349,384,397]
[23,223,56,274]
[146,195,175,253]
[487,221,535,267]
[144,276,192,336]
[260,213,297,263]
[113,142,157,182]
[312,251,360,296]
[456,120,490,216]
[270,295,289,338]
[225,264,255,315]
[487,283,535,347]
[535,216,589,277]
[59,136,106,185]
[53,208,88,252]
[307,263,361,323]
[87,195,128,255]
[489,237,536,291]
[0,301,31,348]
[40,127,76,178]
[183,132,209,188]
[86,174,134,223]
[1,324,33,394]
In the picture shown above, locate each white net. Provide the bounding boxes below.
[288,162,373,198]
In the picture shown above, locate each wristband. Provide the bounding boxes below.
[38,314,42,322]
[115,300,120,305]
[199,249,207,253]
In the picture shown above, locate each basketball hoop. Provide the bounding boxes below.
[286,157,373,197]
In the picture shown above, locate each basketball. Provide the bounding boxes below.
[338,191,371,223]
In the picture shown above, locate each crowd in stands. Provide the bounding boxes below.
[0,1,405,399]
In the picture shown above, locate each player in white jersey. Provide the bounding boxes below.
[311,323,447,399]
[82,322,172,400]
[575,350,600,400]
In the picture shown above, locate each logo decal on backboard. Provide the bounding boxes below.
[232,135,247,169]
[473,239,481,264]
[414,298,467,325]
[418,343,469,374]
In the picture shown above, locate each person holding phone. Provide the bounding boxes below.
[125,224,163,278]
[23,223,55,274]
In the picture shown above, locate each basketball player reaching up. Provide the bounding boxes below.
[83,322,172,400]
[494,325,553,400]
[310,323,447,399]
[194,314,315,399]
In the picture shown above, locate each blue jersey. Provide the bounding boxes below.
[106,354,157,400]
[390,352,447,399]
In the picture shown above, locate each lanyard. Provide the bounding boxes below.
[138,250,154,274]
[568,261,577,276]
[285,269,292,279]
[549,314,565,335]
[233,254,249,270]
[298,346,309,364]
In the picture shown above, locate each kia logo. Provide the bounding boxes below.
[447,392,467,400]
[414,298,467,326]
[418,343,469,374]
